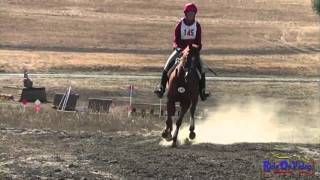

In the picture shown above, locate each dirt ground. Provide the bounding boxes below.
[0,127,319,179]
[0,76,319,179]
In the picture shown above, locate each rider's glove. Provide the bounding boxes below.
[175,47,182,53]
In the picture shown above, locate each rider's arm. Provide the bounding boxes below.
[173,21,182,50]
[195,22,202,51]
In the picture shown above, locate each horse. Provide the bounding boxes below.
[161,44,202,147]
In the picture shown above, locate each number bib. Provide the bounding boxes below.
[181,20,197,40]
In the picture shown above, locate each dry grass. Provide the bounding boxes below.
[0,50,165,73]
[0,50,319,77]
[0,0,319,132]
[0,76,318,133]
[0,104,162,133]
[0,0,318,76]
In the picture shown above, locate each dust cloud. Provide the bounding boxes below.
[161,97,320,146]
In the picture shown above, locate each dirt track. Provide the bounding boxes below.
[1,127,319,179]
[1,73,320,82]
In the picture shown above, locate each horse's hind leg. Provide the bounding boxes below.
[189,102,197,140]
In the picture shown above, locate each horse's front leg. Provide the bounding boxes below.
[189,101,197,140]
[162,115,173,141]
[161,99,175,141]
[172,105,188,147]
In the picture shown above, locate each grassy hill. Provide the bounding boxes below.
[0,0,319,76]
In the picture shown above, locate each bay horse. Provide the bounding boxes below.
[161,44,201,147]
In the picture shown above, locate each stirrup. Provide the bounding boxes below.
[154,86,165,98]
[200,89,210,101]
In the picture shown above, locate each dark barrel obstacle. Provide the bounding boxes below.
[19,87,47,103]
[53,93,79,111]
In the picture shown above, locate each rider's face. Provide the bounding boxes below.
[185,11,195,21]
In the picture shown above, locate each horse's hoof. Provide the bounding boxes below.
[162,130,172,141]
[189,131,196,140]
[171,141,177,148]
[184,138,192,145]
[161,131,166,138]
[165,135,173,142]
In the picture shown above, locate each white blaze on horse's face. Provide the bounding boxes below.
[177,87,186,94]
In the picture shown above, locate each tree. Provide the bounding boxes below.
[313,0,320,16]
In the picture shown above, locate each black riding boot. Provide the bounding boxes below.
[199,73,210,101]
[154,70,168,98]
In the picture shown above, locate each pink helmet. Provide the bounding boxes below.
[184,3,197,14]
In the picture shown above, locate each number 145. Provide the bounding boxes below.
[184,29,194,36]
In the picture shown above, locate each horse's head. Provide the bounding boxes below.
[179,44,201,81]
[181,44,200,69]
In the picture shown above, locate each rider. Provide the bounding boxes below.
[154,3,210,101]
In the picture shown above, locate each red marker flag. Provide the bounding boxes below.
[34,99,41,113]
